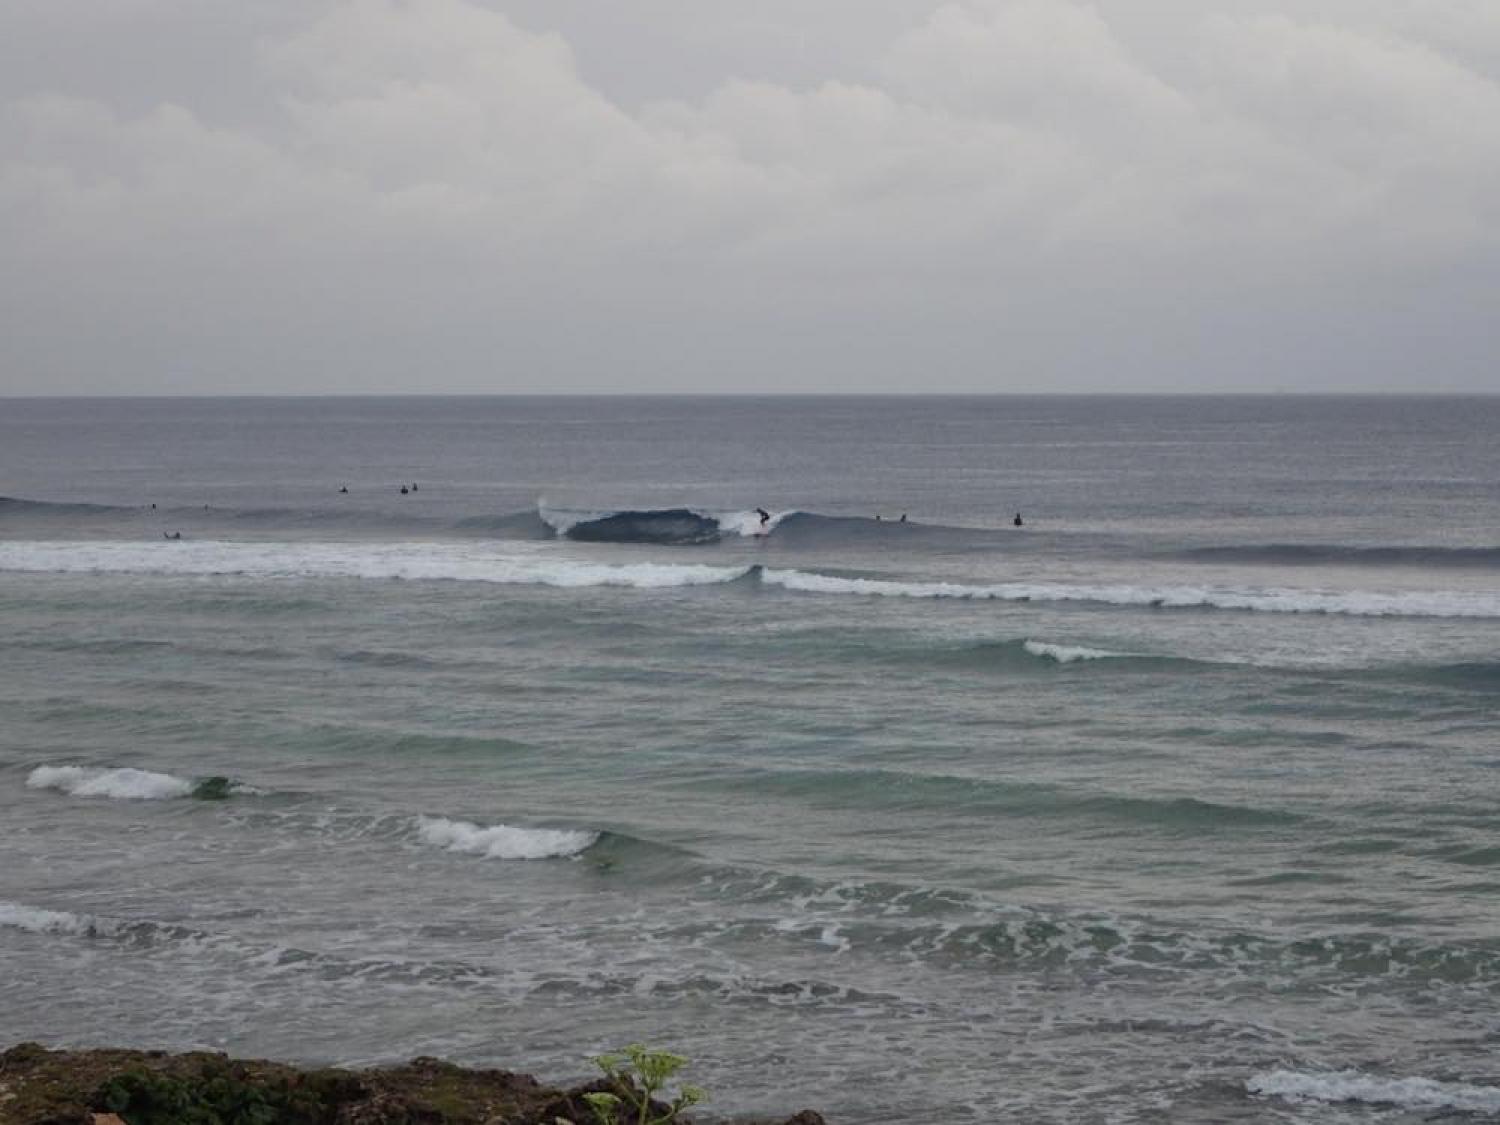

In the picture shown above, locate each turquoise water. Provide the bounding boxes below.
[2,396,1499,1123]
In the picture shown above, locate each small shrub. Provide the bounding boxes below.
[562,1043,705,1125]
[95,1065,325,1124]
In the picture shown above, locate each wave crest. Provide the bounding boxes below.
[27,765,193,800]
[1021,640,1131,664]
[26,765,253,800]
[414,815,597,860]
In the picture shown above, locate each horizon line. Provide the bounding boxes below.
[3,390,1497,400]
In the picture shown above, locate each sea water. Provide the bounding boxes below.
[1,395,1498,1123]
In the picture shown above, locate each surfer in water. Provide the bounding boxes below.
[756,508,771,532]
[1014,512,1024,527]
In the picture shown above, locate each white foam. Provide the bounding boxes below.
[415,815,597,860]
[1247,1068,1500,1113]
[1023,640,1127,664]
[0,900,102,936]
[716,509,794,537]
[27,765,193,800]
[0,541,752,590]
[760,568,1500,619]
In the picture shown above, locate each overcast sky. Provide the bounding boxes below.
[2,0,1497,394]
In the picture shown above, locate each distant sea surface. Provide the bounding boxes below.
[3,396,1499,1123]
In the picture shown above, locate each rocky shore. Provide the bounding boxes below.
[0,1043,826,1125]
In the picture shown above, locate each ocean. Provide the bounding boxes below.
[2,395,1498,1123]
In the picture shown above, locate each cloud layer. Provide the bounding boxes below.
[3,0,1497,392]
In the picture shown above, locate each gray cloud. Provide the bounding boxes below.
[2,0,1497,393]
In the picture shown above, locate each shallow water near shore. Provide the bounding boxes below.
[2,395,1499,1123]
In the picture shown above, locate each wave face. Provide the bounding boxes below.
[414,815,597,860]
[540,505,795,544]
[561,508,724,545]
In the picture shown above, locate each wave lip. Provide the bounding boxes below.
[414,815,597,860]
[27,765,194,800]
[1247,1069,1500,1113]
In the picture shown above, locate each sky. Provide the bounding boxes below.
[2,0,1498,394]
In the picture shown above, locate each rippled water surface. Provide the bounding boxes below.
[2,396,1499,1123]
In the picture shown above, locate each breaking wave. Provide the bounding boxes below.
[540,505,794,545]
[1247,1068,1500,1113]
[757,567,1500,618]
[29,765,184,800]
[0,901,111,937]
[0,541,754,589]
[1021,640,1133,664]
[414,815,598,860]
[928,638,1196,675]
[4,541,1498,618]
[25,765,257,801]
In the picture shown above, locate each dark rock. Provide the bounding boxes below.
[0,1043,825,1124]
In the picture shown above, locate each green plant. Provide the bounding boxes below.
[564,1043,706,1125]
[95,1064,326,1124]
